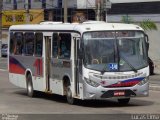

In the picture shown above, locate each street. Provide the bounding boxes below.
[0,57,160,115]
[0,57,7,71]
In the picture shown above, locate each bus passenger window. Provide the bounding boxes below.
[52,33,71,59]
[14,32,23,55]
[10,32,15,54]
[24,32,34,56]
[58,33,71,59]
[52,33,59,58]
[35,33,43,56]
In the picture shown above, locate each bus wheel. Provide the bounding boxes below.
[118,98,130,105]
[66,82,75,105]
[26,74,34,97]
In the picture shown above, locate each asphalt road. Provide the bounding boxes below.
[0,57,160,120]
[0,57,7,71]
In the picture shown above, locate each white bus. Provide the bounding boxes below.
[8,21,149,104]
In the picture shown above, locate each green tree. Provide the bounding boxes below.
[121,15,158,31]
[121,15,133,24]
[140,19,157,31]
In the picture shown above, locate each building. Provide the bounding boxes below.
[108,0,160,22]
[2,0,160,23]
[1,0,160,61]
[2,0,46,44]
[1,0,96,44]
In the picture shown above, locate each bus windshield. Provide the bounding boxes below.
[83,31,148,72]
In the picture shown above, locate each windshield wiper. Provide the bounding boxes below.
[101,65,107,75]
[120,54,137,73]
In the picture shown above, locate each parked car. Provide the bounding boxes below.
[1,44,8,57]
[148,57,154,75]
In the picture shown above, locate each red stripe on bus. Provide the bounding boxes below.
[33,59,43,76]
[9,63,25,74]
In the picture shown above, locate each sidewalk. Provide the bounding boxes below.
[150,74,160,91]
[149,60,160,91]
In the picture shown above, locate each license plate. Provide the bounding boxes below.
[114,91,125,96]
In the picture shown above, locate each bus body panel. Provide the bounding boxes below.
[49,58,72,95]
[9,55,45,91]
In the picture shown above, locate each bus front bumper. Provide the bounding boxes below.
[82,81,149,100]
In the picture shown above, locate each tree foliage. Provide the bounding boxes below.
[140,19,157,31]
[121,16,158,31]
[121,15,133,24]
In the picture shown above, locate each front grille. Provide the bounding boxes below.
[93,72,144,80]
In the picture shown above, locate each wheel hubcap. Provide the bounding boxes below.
[27,81,33,97]
[28,83,32,93]
[67,86,74,104]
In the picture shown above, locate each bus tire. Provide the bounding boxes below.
[66,82,76,105]
[26,74,35,97]
[118,98,130,105]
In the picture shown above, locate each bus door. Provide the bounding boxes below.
[44,35,52,92]
[74,36,81,96]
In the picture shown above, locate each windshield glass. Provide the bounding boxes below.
[83,31,148,72]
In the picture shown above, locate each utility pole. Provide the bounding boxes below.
[0,0,3,57]
[96,0,101,21]
[63,0,68,23]
[25,0,30,24]
[96,0,111,22]
[105,0,112,22]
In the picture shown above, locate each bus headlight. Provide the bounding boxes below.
[138,77,149,86]
[84,77,100,87]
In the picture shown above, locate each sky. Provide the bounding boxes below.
[110,0,160,3]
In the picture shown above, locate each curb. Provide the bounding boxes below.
[149,85,160,91]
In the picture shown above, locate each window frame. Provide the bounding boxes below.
[52,32,71,59]
[24,32,35,56]
[35,32,43,57]
[13,32,24,55]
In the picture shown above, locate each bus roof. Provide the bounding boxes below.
[9,21,144,33]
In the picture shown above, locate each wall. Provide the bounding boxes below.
[46,0,58,9]
[1,29,8,44]
[62,0,95,9]
[3,0,14,10]
[16,0,25,10]
[31,0,42,9]
[146,23,160,61]
[110,0,160,3]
